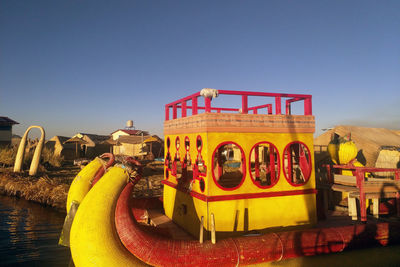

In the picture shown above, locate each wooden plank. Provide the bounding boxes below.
[147,209,171,226]
[333,175,357,186]
[349,191,399,199]
[363,180,400,193]
[331,184,358,193]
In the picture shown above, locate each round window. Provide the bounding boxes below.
[212,142,245,190]
[283,141,312,186]
[249,142,280,188]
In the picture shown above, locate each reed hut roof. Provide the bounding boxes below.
[64,136,88,144]
[116,135,151,145]
[314,125,400,167]
[144,135,163,143]
[110,129,149,136]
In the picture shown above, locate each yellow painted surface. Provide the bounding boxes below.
[209,194,316,232]
[164,127,317,235]
[164,186,208,237]
[70,166,146,267]
[66,158,103,213]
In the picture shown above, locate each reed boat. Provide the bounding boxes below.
[62,89,400,266]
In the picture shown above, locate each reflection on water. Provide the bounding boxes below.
[1,194,400,267]
[0,195,71,267]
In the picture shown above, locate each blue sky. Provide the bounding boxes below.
[1,0,399,139]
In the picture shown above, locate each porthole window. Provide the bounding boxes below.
[249,142,280,188]
[165,137,172,178]
[212,142,245,190]
[174,137,182,178]
[182,136,192,181]
[283,141,312,186]
[194,135,206,176]
[196,135,203,152]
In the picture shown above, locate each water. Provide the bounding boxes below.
[1,194,400,267]
[0,195,71,267]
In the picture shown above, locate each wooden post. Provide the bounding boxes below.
[241,95,248,114]
[199,216,204,244]
[356,169,367,222]
[192,97,198,115]
[173,104,177,119]
[165,105,170,121]
[210,213,216,244]
[372,198,379,219]
[182,101,187,118]
[348,196,357,220]
[205,97,211,113]
[275,96,281,115]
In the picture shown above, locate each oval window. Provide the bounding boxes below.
[212,142,245,190]
[249,142,280,188]
[283,141,312,186]
[174,137,182,178]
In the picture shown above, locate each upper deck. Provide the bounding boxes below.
[164,89,315,135]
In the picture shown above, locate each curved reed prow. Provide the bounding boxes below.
[13,125,46,176]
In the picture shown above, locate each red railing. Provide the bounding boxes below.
[165,90,312,121]
[326,164,400,222]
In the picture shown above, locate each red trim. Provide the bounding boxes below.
[116,182,400,266]
[283,141,312,187]
[211,141,246,191]
[248,141,280,189]
[165,90,313,120]
[162,180,316,202]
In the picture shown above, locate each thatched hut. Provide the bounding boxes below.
[113,135,163,159]
[64,133,112,159]
[314,126,400,170]
[44,136,76,160]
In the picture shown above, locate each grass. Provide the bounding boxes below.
[0,145,64,168]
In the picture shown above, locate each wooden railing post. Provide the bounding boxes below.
[355,169,367,222]
[242,95,248,114]
[205,97,211,113]
[165,105,170,121]
[192,97,198,115]
[173,104,177,119]
[275,96,281,115]
[305,96,312,115]
[182,101,187,118]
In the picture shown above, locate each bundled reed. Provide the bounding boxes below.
[0,171,69,211]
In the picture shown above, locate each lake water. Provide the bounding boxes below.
[0,195,71,267]
[1,194,400,267]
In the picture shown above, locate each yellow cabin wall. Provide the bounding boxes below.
[163,130,317,237]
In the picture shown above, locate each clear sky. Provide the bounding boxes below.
[1,0,399,139]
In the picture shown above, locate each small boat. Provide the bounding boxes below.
[63,89,400,266]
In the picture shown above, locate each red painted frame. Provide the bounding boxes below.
[248,141,281,189]
[162,179,316,202]
[211,141,246,191]
[326,164,400,222]
[283,141,312,187]
[165,90,312,120]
